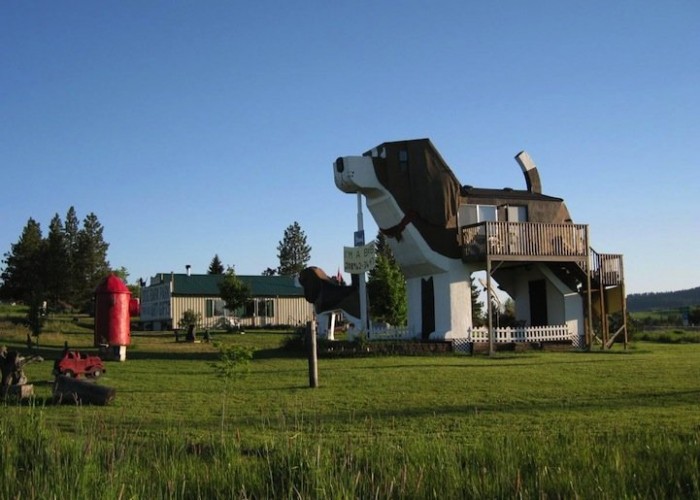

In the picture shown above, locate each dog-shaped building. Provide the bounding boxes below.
[333,138,623,345]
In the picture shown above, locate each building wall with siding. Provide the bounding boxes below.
[170,295,313,330]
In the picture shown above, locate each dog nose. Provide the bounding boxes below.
[334,157,344,173]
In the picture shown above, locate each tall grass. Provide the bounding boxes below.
[1,404,698,499]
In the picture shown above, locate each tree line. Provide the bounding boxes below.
[2,211,488,333]
[627,286,700,312]
[1,207,111,327]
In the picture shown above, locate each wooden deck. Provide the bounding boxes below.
[460,221,624,286]
[461,221,589,263]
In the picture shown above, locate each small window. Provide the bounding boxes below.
[506,205,528,222]
[477,205,497,222]
[458,204,498,225]
[261,299,274,317]
[399,149,408,173]
[213,300,225,316]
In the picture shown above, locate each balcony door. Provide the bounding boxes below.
[528,279,548,326]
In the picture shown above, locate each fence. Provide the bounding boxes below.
[369,326,417,341]
[468,324,573,343]
[363,324,579,350]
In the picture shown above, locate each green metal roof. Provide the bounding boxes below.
[156,273,303,298]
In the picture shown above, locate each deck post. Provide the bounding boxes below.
[598,254,607,350]
[586,247,593,350]
[487,257,494,356]
[620,258,628,350]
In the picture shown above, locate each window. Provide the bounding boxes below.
[477,205,497,222]
[506,205,528,222]
[205,299,226,318]
[399,149,408,173]
[458,204,498,225]
[242,299,275,317]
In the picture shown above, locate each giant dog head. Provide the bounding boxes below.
[297,266,360,319]
[335,139,463,260]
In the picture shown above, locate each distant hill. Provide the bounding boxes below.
[627,286,700,312]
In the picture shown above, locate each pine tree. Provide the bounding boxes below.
[0,218,46,304]
[45,214,70,308]
[367,232,407,326]
[261,267,277,276]
[63,206,81,305]
[73,212,110,310]
[276,221,311,276]
[208,254,225,274]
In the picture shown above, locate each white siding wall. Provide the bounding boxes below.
[170,296,313,330]
[172,296,210,329]
[272,297,315,327]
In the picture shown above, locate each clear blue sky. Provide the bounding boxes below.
[1,1,698,294]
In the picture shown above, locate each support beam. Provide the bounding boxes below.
[487,257,494,356]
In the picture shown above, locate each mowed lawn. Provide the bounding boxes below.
[14,332,700,436]
[3,328,700,498]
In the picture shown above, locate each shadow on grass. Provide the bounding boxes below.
[253,347,304,360]
[250,387,700,430]
[116,350,221,362]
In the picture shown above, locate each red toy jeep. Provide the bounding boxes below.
[53,351,106,379]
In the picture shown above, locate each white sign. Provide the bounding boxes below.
[343,244,376,274]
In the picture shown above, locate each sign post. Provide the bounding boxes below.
[342,195,376,337]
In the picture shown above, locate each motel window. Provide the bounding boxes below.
[205,299,226,318]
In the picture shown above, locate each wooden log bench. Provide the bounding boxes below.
[53,375,116,405]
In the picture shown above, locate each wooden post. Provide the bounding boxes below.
[598,254,607,350]
[487,258,494,356]
[307,320,318,388]
[585,246,593,351]
[620,258,628,350]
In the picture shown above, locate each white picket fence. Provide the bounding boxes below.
[363,324,579,350]
[467,324,573,343]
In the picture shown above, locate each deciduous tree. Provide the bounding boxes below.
[218,267,250,316]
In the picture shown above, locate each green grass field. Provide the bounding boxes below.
[1,311,699,498]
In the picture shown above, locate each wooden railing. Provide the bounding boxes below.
[461,221,589,264]
[590,248,624,286]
